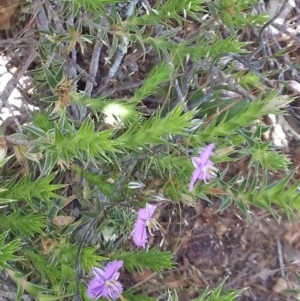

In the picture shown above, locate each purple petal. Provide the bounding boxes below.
[192,157,202,168]
[145,203,157,218]
[108,282,123,300]
[201,160,213,182]
[103,260,123,280]
[198,143,214,165]
[92,267,105,279]
[132,219,148,247]
[137,207,148,220]
[99,285,110,299]
[137,203,157,220]
[189,166,202,191]
[87,277,105,300]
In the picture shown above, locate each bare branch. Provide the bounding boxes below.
[85,42,102,96]
[0,49,37,133]
[32,0,49,31]
[272,23,300,44]
[93,38,129,96]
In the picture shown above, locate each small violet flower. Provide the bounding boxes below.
[132,203,159,248]
[87,260,123,301]
[189,143,217,191]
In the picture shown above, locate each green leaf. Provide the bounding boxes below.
[107,36,119,62]
[0,232,22,269]
[113,248,173,273]
[40,151,59,177]
[1,211,45,237]
[131,62,172,102]
[43,65,59,89]
[118,104,196,147]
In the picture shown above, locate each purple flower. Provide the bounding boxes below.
[189,143,217,191]
[87,260,123,301]
[132,203,159,248]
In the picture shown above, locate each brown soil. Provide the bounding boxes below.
[125,142,300,301]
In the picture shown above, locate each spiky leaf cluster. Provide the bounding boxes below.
[1,0,298,300]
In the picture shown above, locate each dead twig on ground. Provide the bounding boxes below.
[102,81,144,96]
[276,236,285,278]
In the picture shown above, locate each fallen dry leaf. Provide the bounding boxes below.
[164,278,188,289]
[215,221,228,237]
[52,215,75,228]
[250,268,276,282]
[283,242,300,267]
[41,237,57,253]
[0,0,18,30]
[273,277,288,293]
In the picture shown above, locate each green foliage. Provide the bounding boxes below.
[191,278,244,300]
[1,211,45,237]
[165,278,243,301]
[113,248,174,273]
[218,0,269,29]
[117,104,196,147]
[131,62,172,102]
[221,170,300,219]
[1,0,298,300]
[240,138,290,171]
[194,91,288,141]
[121,293,156,301]
[0,232,22,269]
[33,110,54,132]
[0,173,65,210]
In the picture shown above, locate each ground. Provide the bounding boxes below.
[0,272,32,301]
[123,145,300,300]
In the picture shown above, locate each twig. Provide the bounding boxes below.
[182,61,202,97]
[0,49,37,133]
[272,23,300,44]
[269,28,300,82]
[126,0,139,18]
[93,38,129,96]
[246,0,290,64]
[276,236,285,278]
[65,16,84,120]
[32,0,49,31]
[224,265,250,288]
[85,41,102,96]
[44,0,64,33]
[174,78,188,113]
[142,0,152,10]
[93,23,169,97]
[192,0,290,108]
[92,0,142,96]
[0,37,36,47]
[219,69,256,101]
[82,15,114,34]
[4,135,35,147]
[101,81,144,96]
[109,47,127,79]
[171,61,204,110]
[68,60,98,86]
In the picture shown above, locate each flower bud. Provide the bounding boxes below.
[127,181,145,189]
